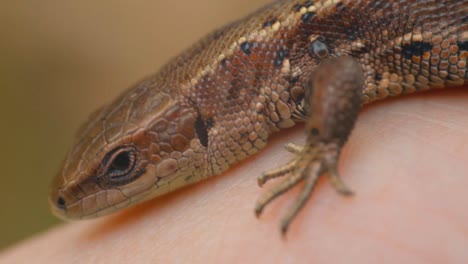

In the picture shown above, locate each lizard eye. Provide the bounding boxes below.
[102,146,138,180]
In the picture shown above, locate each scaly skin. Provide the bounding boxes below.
[49,0,467,234]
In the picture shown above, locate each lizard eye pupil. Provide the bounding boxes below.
[110,152,131,172]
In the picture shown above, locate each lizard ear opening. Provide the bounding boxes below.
[195,115,209,148]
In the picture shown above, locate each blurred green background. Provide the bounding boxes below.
[0,0,268,249]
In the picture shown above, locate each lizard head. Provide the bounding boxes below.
[49,81,207,219]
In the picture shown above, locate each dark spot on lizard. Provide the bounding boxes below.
[293,4,302,12]
[375,73,382,81]
[263,18,277,28]
[220,58,227,66]
[240,131,248,139]
[401,41,433,59]
[355,43,371,54]
[302,12,316,22]
[206,117,214,129]
[344,27,358,41]
[335,2,345,10]
[227,81,241,100]
[304,1,313,7]
[195,115,209,148]
[462,15,468,23]
[309,39,329,59]
[458,41,468,52]
[289,76,300,85]
[240,42,252,55]
[274,48,289,67]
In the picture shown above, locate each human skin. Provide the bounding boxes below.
[1,88,468,264]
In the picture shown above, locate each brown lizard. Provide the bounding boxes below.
[49,0,468,235]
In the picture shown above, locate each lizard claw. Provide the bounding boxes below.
[284,143,303,154]
[255,141,352,234]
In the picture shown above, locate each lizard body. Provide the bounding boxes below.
[49,0,468,233]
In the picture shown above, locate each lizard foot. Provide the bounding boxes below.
[255,141,353,236]
[254,56,364,236]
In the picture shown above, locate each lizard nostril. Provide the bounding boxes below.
[56,196,66,210]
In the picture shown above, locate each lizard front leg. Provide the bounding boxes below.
[255,56,365,236]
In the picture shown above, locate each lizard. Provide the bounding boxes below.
[49,0,468,235]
